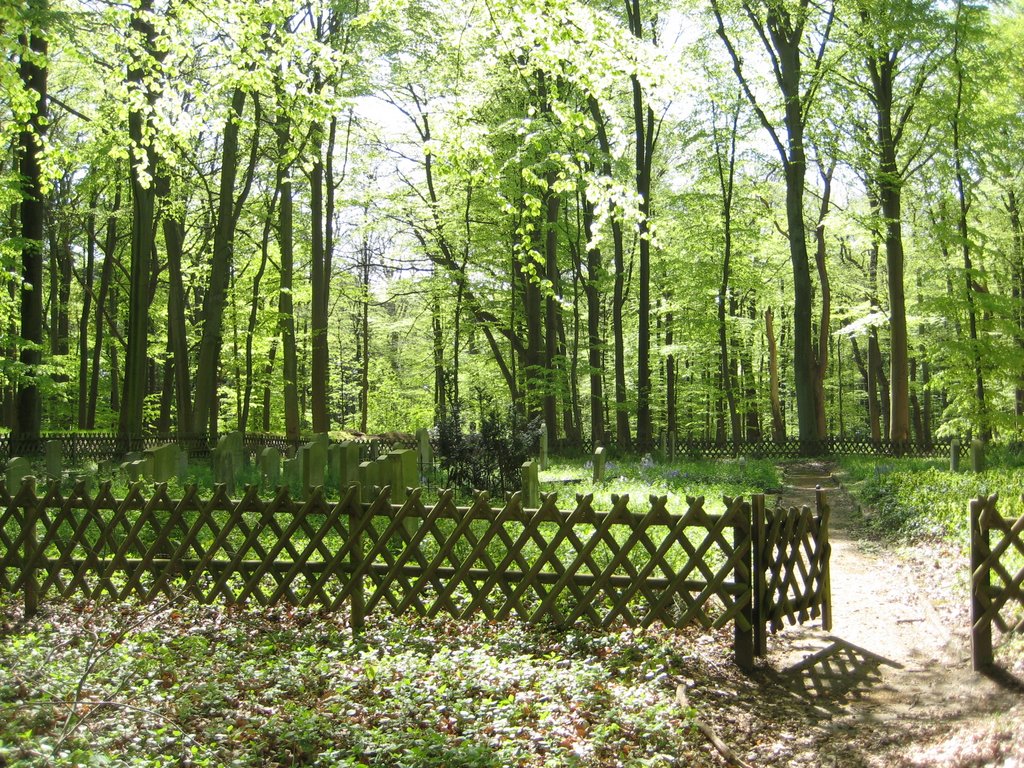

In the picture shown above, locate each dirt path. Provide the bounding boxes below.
[687,461,1023,767]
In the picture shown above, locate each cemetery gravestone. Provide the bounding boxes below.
[144,444,179,483]
[386,449,417,504]
[259,447,282,489]
[5,457,32,489]
[950,438,961,472]
[282,456,300,490]
[521,459,539,508]
[327,444,342,486]
[176,450,189,483]
[593,447,605,483]
[44,440,62,480]
[307,438,327,489]
[416,428,433,479]
[971,439,985,473]
[539,427,548,471]
[338,442,361,489]
[358,461,379,503]
[216,453,236,496]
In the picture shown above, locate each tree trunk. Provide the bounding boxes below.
[77,205,96,429]
[159,178,192,433]
[765,308,785,441]
[627,0,655,451]
[192,86,247,434]
[951,17,987,439]
[543,174,560,441]
[433,288,446,423]
[1007,190,1024,419]
[812,164,834,440]
[120,0,160,443]
[714,101,741,446]
[310,123,330,434]
[15,1,47,442]
[276,108,301,441]
[583,193,605,447]
[242,190,277,433]
[88,193,119,429]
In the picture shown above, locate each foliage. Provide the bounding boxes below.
[0,597,708,767]
[543,456,780,515]
[838,456,1024,542]
[436,407,544,495]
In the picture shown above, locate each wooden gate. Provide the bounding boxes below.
[970,493,1024,671]
[753,488,832,656]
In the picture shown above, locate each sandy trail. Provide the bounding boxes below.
[714,461,1023,767]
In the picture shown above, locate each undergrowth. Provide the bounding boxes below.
[541,457,780,515]
[0,596,712,767]
[837,455,1024,544]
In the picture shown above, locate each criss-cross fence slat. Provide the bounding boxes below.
[753,487,831,656]
[2,479,836,670]
[970,494,1024,671]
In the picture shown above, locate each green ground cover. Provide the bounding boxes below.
[0,458,780,766]
[0,596,714,768]
[540,457,781,516]
[836,451,1024,543]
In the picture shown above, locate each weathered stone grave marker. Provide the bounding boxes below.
[5,457,32,488]
[971,439,985,473]
[259,447,281,489]
[593,447,605,483]
[521,459,539,508]
[282,456,300,491]
[358,461,379,503]
[416,428,433,479]
[44,440,62,480]
[144,444,179,483]
[386,449,417,504]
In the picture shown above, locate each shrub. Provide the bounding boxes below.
[436,407,543,495]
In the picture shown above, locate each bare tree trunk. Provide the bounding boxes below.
[276,108,301,441]
[192,86,249,434]
[765,308,785,441]
[120,0,160,443]
[15,0,47,441]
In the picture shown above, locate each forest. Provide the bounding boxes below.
[3,0,1023,453]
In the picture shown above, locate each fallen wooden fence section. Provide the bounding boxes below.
[0,479,831,671]
[970,494,1024,671]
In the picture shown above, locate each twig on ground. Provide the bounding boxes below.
[676,684,753,768]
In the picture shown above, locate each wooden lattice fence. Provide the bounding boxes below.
[970,494,1024,670]
[753,487,832,655]
[1,480,831,671]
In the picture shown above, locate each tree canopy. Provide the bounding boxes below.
[3,0,1023,449]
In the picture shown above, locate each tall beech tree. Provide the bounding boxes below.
[849,0,946,445]
[711,0,836,449]
[119,0,162,442]
[14,0,48,442]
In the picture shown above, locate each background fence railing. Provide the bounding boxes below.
[0,479,832,671]
[0,431,970,466]
[970,494,1024,671]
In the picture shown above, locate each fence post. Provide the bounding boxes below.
[816,485,833,632]
[349,483,365,636]
[733,497,755,672]
[969,495,993,671]
[21,477,39,619]
[752,494,766,658]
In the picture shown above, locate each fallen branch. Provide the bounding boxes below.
[676,685,753,768]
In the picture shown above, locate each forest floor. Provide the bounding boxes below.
[684,461,1024,767]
